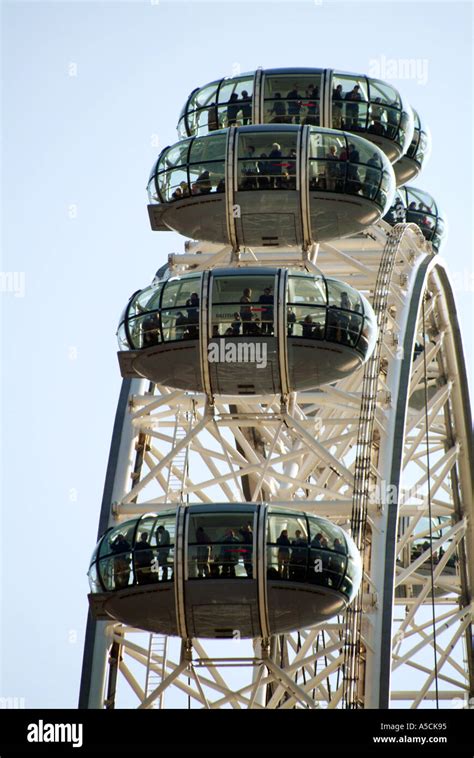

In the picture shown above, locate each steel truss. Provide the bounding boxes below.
[80,222,473,709]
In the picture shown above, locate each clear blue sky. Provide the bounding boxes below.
[2,0,472,707]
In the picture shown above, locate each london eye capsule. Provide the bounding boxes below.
[383,186,446,252]
[177,68,414,165]
[117,267,378,395]
[88,504,362,638]
[147,125,395,245]
[393,108,431,186]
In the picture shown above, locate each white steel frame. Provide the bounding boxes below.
[79,221,473,709]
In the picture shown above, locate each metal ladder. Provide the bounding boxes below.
[144,634,168,709]
[165,407,191,502]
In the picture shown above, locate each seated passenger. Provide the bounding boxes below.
[134,532,155,585]
[192,170,212,195]
[172,187,183,200]
[216,178,226,193]
[212,324,220,337]
[276,529,291,579]
[111,534,132,590]
[302,314,316,339]
[227,92,240,126]
[231,312,242,335]
[368,119,385,136]
[142,312,161,348]
[240,90,252,125]
[269,93,287,123]
[311,532,324,548]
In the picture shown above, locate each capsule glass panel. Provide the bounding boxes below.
[211,272,276,337]
[267,511,309,581]
[263,73,322,126]
[187,510,255,579]
[307,128,393,212]
[237,129,298,191]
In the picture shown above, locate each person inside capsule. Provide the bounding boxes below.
[120,272,376,366]
[89,508,362,628]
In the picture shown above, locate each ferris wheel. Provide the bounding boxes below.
[80,68,473,710]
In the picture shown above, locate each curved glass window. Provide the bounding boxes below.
[118,277,201,348]
[267,510,309,582]
[308,128,393,211]
[266,509,355,594]
[383,186,445,251]
[118,270,377,359]
[237,130,298,191]
[287,274,376,357]
[148,134,226,203]
[88,512,176,592]
[149,127,393,210]
[263,73,322,127]
[181,76,255,137]
[187,509,255,579]
[405,187,444,249]
[332,73,412,153]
